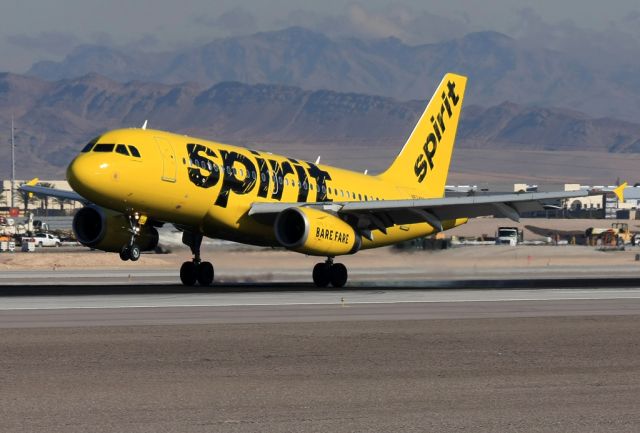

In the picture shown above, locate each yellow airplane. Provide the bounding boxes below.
[22,73,599,287]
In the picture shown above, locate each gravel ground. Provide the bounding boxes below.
[2,317,640,432]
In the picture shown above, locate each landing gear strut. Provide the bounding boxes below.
[119,213,143,262]
[180,231,214,286]
[312,257,348,288]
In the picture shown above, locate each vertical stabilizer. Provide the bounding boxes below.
[378,73,467,198]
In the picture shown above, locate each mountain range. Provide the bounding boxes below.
[25,27,640,122]
[1,72,640,181]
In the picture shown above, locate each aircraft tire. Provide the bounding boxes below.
[197,261,214,286]
[119,246,131,261]
[129,244,141,262]
[312,263,331,287]
[329,263,348,288]
[180,261,197,286]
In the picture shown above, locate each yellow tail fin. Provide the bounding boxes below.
[378,73,467,198]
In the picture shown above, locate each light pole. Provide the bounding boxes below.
[10,115,15,209]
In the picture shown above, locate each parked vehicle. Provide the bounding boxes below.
[23,233,61,247]
[495,227,523,246]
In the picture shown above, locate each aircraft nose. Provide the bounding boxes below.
[66,154,110,199]
[67,155,88,191]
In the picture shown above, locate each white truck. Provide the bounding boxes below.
[495,227,524,246]
[24,233,62,247]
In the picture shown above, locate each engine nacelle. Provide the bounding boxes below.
[274,207,361,256]
[73,205,159,253]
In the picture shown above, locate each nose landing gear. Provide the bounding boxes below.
[312,257,348,288]
[119,213,145,262]
[180,231,214,286]
[119,244,141,261]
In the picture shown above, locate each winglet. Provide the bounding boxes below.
[25,177,39,198]
[613,182,627,202]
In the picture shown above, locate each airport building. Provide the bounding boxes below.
[0,180,80,215]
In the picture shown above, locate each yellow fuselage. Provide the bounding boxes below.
[67,128,466,250]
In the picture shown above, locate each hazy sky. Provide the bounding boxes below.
[2,0,639,72]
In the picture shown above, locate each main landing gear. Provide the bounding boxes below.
[180,231,214,286]
[119,213,143,262]
[312,257,348,288]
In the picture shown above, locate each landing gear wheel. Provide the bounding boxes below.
[129,244,141,262]
[329,263,348,288]
[119,246,131,261]
[180,261,197,286]
[197,261,214,286]
[313,263,331,287]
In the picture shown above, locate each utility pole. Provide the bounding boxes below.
[10,115,15,209]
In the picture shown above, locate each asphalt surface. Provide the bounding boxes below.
[3,284,640,432]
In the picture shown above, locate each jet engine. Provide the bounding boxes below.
[72,205,159,253]
[274,207,361,256]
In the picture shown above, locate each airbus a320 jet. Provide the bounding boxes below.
[23,73,606,287]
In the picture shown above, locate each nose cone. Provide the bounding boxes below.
[66,153,111,202]
[67,154,87,193]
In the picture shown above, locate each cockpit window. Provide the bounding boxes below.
[81,137,99,153]
[115,144,130,156]
[93,143,115,152]
[128,145,141,158]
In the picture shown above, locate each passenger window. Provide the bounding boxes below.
[93,143,115,152]
[128,145,141,158]
[310,184,313,191]
[285,178,289,186]
[233,167,237,175]
[115,144,129,156]
[81,137,99,152]
[358,193,362,200]
[340,190,344,197]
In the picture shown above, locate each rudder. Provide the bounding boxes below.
[378,73,467,198]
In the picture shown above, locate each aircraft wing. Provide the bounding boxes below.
[248,190,598,233]
[19,185,88,204]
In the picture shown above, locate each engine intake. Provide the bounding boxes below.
[73,205,159,253]
[274,207,360,256]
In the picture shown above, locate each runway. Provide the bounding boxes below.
[3,283,640,327]
[3,282,640,432]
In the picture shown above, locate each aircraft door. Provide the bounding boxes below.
[154,137,177,182]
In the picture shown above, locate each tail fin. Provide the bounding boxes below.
[378,73,467,198]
